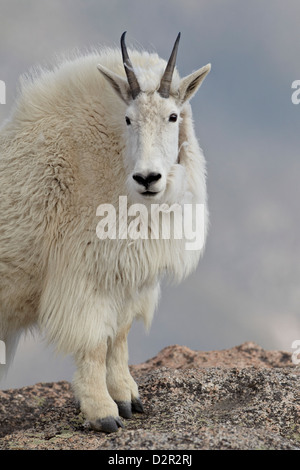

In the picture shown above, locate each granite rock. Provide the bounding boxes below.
[0,342,299,450]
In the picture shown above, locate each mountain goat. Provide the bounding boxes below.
[0,32,210,432]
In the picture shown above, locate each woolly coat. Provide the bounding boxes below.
[0,48,208,361]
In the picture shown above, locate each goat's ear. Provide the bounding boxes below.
[97,64,131,104]
[179,64,211,104]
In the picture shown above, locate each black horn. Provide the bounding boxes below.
[121,32,141,100]
[158,33,181,99]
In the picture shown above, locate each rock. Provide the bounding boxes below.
[134,341,293,371]
[0,342,299,450]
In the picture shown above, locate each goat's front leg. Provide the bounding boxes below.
[106,325,144,419]
[73,342,123,433]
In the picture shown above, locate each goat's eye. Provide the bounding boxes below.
[169,113,178,122]
[125,116,131,126]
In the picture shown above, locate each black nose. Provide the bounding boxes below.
[132,172,162,189]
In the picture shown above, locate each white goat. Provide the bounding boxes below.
[0,33,210,432]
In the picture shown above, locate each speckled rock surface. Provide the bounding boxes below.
[0,342,299,450]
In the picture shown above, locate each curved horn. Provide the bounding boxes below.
[121,32,141,100]
[158,33,181,99]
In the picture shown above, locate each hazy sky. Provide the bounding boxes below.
[1,0,300,388]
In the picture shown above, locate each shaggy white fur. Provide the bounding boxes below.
[0,38,210,432]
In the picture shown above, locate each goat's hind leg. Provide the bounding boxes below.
[106,325,144,419]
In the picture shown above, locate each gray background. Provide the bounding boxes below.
[1,0,300,389]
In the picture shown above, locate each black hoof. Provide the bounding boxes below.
[116,398,144,418]
[116,401,132,419]
[90,416,124,433]
[132,397,144,414]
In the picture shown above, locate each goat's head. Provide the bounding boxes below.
[98,32,210,202]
